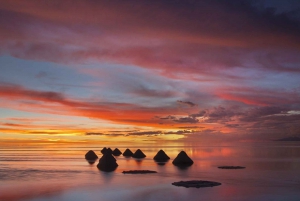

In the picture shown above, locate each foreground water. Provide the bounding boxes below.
[1,142,300,201]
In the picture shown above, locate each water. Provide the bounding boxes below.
[1,142,300,201]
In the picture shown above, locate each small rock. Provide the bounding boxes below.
[122,170,157,174]
[153,150,170,162]
[172,151,193,166]
[123,148,133,157]
[172,180,221,188]
[132,149,146,158]
[112,148,122,156]
[218,166,245,169]
[85,150,98,160]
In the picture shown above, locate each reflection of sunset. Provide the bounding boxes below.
[187,147,235,159]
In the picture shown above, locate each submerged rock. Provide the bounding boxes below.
[97,152,118,172]
[123,148,133,157]
[85,150,98,160]
[153,150,170,162]
[132,149,146,158]
[172,151,193,166]
[218,166,245,169]
[122,170,157,174]
[172,180,221,188]
[112,148,122,156]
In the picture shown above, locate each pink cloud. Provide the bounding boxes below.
[0,0,299,79]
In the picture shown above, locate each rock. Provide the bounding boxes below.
[112,148,122,156]
[85,150,98,160]
[101,147,107,154]
[172,151,193,166]
[122,148,133,157]
[153,150,170,162]
[97,152,118,172]
[132,149,146,158]
[106,148,113,154]
[122,170,157,174]
[172,180,221,188]
[101,147,112,154]
[218,166,245,169]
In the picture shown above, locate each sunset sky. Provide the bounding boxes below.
[0,0,300,144]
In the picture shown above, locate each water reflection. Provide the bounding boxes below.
[98,171,115,184]
[86,159,97,164]
[156,162,166,166]
[1,142,300,201]
[134,159,144,166]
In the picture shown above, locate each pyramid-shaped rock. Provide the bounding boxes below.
[112,148,122,156]
[101,147,107,154]
[123,148,133,157]
[101,147,112,154]
[106,148,113,154]
[132,149,146,158]
[172,151,193,166]
[153,150,170,162]
[85,150,98,160]
[97,152,118,172]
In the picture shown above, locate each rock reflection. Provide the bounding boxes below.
[98,171,115,184]
[86,159,97,164]
[134,159,143,166]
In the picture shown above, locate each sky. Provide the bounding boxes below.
[0,0,300,144]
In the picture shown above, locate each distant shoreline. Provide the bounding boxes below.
[274,137,300,141]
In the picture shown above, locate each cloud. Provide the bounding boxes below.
[85,132,105,136]
[177,100,196,107]
[131,84,178,98]
[85,132,125,137]
[0,0,299,79]
[127,131,162,136]
[216,86,300,106]
[0,82,185,127]
[177,126,204,129]
[173,117,199,124]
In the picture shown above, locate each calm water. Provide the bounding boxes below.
[1,142,300,201]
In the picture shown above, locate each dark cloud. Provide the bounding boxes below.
[85,132,124,136]
[164,130,193,134]
[85,132,105,136]
[189,110,206,118]
[177,100,196,107]
[132,84,177,98]
[0,83,65,102]
[173,117,199,124]
[127,131,162,136]
[177,126,204,129]
[159,115,176,120]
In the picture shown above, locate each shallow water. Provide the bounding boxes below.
[1,142,300,201]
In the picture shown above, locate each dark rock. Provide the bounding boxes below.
[172,180,221,188]
[172,151,193,166]
[122,170,157,174]
[123,148,133,157]
[101,147,112,154]
[153,150,170,162]
[106,148,113,154]
[112,148,122,156]
[97,152,118,172]
[85,150,98,160]
[101,147,107,154]
[132,149,146,158]
[218,166,245,169]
